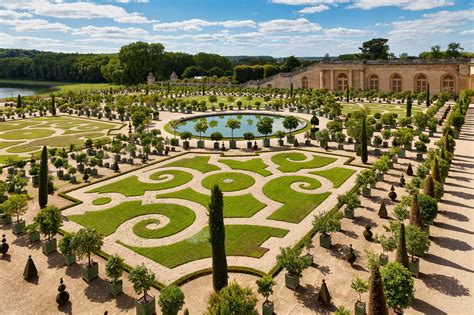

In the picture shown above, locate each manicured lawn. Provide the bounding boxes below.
[263,175,330,223]
[0,141,24,149]
[157,188,265,218]
[160,155,220,173]
[68,200,195,238]
[271,152,337,172]
[218,158,272,176]
[311,167,356,188]
[6,133,104,153]
[180,96,275,109]
[340,102,423,118]
[88,170,193,196]
[0,128,55,140]
[123,224,288,268]
[0,154,23,165]
[0,121,40,132]
[92,197,112,206]
[201,172,255,192]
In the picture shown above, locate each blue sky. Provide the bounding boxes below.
[0,0,472,57]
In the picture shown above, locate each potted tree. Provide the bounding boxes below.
[373,135,383,156]
[351,276,369,315]
[158,285,185,315]
[415,140,427,161]
[315,129,330,149]
[276,246,308,290]
[372,155,390,181]
[256,275,276,315]
[26,223,40,242]
[374,234,396,265]
[210,132,223,150]
[129,264,156,315]
[337,192,361,219]
[283,115,299,144]
[243,132,255,149]
[194,119,208,149]
[405,224,430,277]
[381,262,414,314]
[106,254,125,297]
[72,227,104,282]
[275,130,286,146]
[58,232,76,266]
[335,131,346,150]
[3,194,28,235]
[381,129,391,148]
[356,169,376,198]
[303,238,315,266]
[34,205,62,254]
[226,118,241,149]
[257,116,273,147]
[313,211,340,248]
[29,164,40,186]
[180,131,192,150]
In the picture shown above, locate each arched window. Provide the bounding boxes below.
[442,75,454,92]
[369,75,379,91]
[391,74,402,92]
[301,76,309,89]
[337,73,348,91]
[415,74,428,93]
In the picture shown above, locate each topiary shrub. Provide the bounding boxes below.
[207,282,257,315]
[346,244,357,265]
[56,278,70,306]
[318,279,331,306]
[363,225,373,241]
[158,285,185,315]
[378,201,388,219]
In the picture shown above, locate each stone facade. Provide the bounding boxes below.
[147,72,156,85]
[245,59,474,95]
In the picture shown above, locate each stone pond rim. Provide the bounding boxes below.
[169,112,309,139]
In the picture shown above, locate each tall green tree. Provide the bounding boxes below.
[395,223,409,269]
[118,42,165,86]
[38,146,48,208]
[426,83,430,107]
[51,95,56,116]
[446,42,463,59]
[361,117,368,163]
[208,185,228,291]
[17,94,22,108]
[406,94,412,118]
[368,264,388,315]
[431,156,441,182]
[359,38,390,60]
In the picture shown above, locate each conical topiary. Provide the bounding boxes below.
[56,278,70,306]
[23,255,38,280]
[378,201,388,219]
[318,279,331,306]
[0,234,9,255]
[368,266,388,315]
[431,157,441,182]
[183,308,189,315]
[346,244,356,265]
[440,145,446,160]
[444,134,451,152]
[406,163,413,176]
[423,175,435,198]
[395,223,409,269]
[399,174,406,187]
[388,185,397,201]
[409,192,423,228]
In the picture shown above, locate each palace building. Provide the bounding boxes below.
[245,58,474,95]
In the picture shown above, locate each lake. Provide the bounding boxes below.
[0,83,56,99]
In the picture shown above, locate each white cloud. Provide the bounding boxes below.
[271,0,348,4]
[153,19,256,32]
[258,18,321,33]
[298,5,330,14]
[0,9,33,19]
[350,0,454,11]
[72,25,148,38]
[0,18,72,33]
[0,0,153,23]
[460,29,474,36]
[323,27,373,36]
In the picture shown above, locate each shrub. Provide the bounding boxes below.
[207,282,257,315]
[381,262,414,313]
[256,275,275,302]
[276,246,308,277]
[405,224,430,258]
[128,264,156,303]
[34,206,62,241]
[71,228,103,267]
[417,194,438,224]
[158,285,185,315]
[58,233,75,256]
[105,254,125,284]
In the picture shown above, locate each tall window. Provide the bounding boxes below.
[442,75,454,92]
[369,75,379,91]
[391,74,402,92]
[415,74,428,93]
[301,76,309,89]
[337,73,348,91]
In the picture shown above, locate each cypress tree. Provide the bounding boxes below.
[38,146,49,208]
[406,94,412,118]
[17,94,22,108]
[202,79,205,95]
[208,185,228,291]
[368,266,388,315]
[346,88,350,103]
[51,96,56,116]
[409,192,423,228]
[290,83,294,97]
[426,83,430,107]
[361,117,368,163]
[423,175,435,198]
[395,223,409,269]
[431,156,441,183]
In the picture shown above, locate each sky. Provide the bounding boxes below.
[0,0,473,57]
